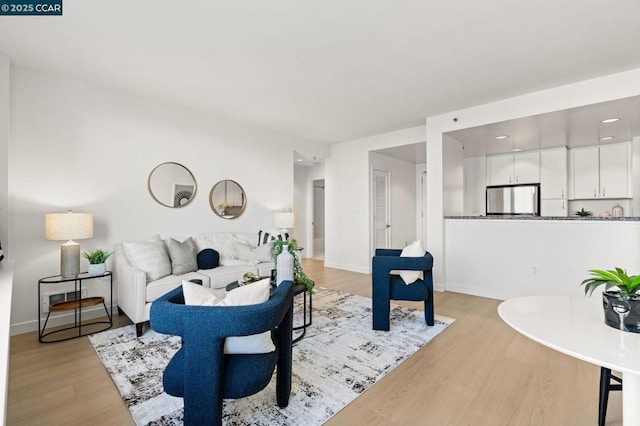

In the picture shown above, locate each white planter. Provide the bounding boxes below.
[88,263,106,276]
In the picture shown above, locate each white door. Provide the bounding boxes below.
[373,170,391,250]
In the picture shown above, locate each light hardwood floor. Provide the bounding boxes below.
[7,260,621,425]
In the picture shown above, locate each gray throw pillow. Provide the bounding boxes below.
[123,235,171,282]
[168,237,198,275]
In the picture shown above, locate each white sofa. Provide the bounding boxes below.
[115,232,276,336]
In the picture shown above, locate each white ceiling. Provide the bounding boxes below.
[448,95,640,158]
[1,1,640,144]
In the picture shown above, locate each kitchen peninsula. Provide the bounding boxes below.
[443,216,640,300]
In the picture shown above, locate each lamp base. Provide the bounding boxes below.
[61,240,80,277]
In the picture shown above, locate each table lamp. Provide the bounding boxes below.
[274,211,295,235]
[45,210,93,276]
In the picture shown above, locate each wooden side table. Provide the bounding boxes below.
[38,271,113,343]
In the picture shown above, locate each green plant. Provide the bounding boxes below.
[82,249,113,264]
[575,208,592,217]
[270,238,315,293]
[581,267,640,299]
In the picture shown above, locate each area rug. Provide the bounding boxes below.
[89,287,454,425]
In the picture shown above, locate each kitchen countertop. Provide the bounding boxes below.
[445,215,640,221]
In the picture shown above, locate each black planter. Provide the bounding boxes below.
[602,291,640,333]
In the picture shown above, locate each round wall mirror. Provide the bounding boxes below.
[210,180,246,219]
[147,162,197,208]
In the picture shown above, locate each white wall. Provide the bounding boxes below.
[0,262,13,426]
[445,219,640,300]
[463,156,486,215]
[293,165,307,249]
[427,67,640,291]
[369,152,417,249]
[8,66,327,334]
[443,135,463,216]
[0,54,8,255]
[325,126,425,273]
[307,166,325,259]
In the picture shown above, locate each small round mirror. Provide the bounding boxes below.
[210,180,246,219]
[147,162,197,208]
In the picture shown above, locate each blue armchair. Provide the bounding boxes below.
[372,248,434,331]
[150,281,294,426]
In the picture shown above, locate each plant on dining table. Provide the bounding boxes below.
[581,267,640,299]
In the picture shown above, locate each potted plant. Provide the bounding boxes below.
[581,267,640,332]
[270,239,315,293]
[83,249,113,276]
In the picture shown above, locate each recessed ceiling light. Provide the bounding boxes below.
[601,118,620,123]
[512,148,522,152]
[296,158,303,162]
[495,135,509,140]
[600,136,615,141]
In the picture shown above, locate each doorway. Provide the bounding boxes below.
[312,179,325,260]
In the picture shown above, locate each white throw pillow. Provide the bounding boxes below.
[399,240,425,285]
[123,235,171,282]
[181,278,275,354]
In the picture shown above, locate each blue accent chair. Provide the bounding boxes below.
[150,281,294,426]
[372,248,434,331]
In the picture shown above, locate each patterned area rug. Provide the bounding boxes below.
[89,287,454,425]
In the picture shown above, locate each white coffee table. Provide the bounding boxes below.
[498,295,640,425]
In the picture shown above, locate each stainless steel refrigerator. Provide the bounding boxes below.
[486,184,540,216]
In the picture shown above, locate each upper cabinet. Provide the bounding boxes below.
[487,151,540,186]
[571,142,630,199]
[540,148,567,199]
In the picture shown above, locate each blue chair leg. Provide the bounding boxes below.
[424,296,435,326]
[372,288,390,331]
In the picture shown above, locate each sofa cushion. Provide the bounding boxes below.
[146,272,210,302]
[399,240,425,285]
[193,232,239,266]
[123,235,172,282]
[197,248,219,270]
[236,243,272,263]
[168,237,198,275]
[182,278,275,354]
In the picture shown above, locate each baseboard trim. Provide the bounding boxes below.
[444,283,504,301]
[10,305,111,336]
[323,261,370,275]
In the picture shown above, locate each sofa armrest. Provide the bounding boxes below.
[114,243,148,324]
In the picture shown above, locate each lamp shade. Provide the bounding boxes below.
[274,212,295,229]
[45,211,93,241]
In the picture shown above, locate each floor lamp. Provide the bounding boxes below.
[45,210,93,276]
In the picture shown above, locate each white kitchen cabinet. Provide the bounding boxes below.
[540,148,567,199]
[541,199,567,217]
[515,151,540,184]
[487,154,513,185]
[599,143,630,198]
[487,151,540,186]
[572,142,630,199]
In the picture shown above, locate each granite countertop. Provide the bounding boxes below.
[445,215,640,221]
